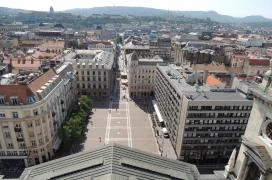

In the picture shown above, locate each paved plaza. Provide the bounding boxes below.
[83,80,159,155]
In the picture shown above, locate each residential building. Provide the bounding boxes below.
[243,57,271,76]
[0,64,77,166]
[150,35,171,61]
[127,52,163,98]
[20,144,200,180]
[154,64,253,166]
[64,50,114,98]
[123,41,150,59]
[224,60,272,180]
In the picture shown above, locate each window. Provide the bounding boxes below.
[10,97,18,105]
[12,112,18,118]
[35,120,40,126]
[93,71,95,75]
[7,143,13,149]
[31,140,37,147]
[5,132,11,138]
[33,109,38,116]
[0,113,5,118]
[0,96,5,104]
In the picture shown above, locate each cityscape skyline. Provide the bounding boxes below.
[1,0,272,19]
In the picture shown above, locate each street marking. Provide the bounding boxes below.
[110,117,127,119]
[126,101,133,147]
[105,101,112,144]
[109,126,127,129]
[108,138,129,141]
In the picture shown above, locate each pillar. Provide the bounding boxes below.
[236,155,248,180]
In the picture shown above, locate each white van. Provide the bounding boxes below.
[162,128,169,138]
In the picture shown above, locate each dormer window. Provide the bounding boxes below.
[10,96,19,105]
[0,96,5,104]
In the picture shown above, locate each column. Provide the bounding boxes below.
[241,164,250,180]
[259,174,266,180]
[236,155,248,180]
[24,158,28,167]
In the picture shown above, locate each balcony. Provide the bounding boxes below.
[14,127,22,132]
[17,137,24,142]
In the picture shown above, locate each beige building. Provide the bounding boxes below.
[224,61,272,180]
[127,52,163,98]
[154,64,253,166]
[64,50,114,98]
[0,64,77,166]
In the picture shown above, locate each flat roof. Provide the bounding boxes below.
[157,64,251,102]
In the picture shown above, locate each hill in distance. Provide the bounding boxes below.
[0,6,271,24]
[64,6,272,24]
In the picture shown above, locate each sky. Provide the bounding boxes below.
[1,0,272,18]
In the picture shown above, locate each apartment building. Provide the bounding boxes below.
[224,61,272,180]
[64,50,114,98]
[154,64,253,165]
[0,64,77,166]
[127,52,163,97]
[150,35,171,61]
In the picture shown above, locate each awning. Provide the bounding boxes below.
[152,100,164,123]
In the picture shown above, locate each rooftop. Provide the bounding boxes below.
[157,64,250,102]
[20,144,199,180]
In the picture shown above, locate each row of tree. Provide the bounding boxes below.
[59,95,92,147]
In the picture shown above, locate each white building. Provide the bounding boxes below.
[154,64,253,166]
[224,61,272,180]
[0,64,77,166]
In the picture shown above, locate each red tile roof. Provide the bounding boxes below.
[0,85,34,105]
[206,75,222,86]
[28,69,57,93]
[248,58,270,66]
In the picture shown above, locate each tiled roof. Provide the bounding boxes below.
[206,75,222,86]
[0,85,34,105]
[248,58,270,66]
[0,69,57,105]
[28,69,57,93]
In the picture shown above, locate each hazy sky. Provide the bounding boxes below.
[1,0,272,18]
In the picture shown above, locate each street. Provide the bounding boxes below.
[82,46,159,155]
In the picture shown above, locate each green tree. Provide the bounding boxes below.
[79,95,92,113]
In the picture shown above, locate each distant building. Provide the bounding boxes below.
[127,52,163,98]
[64,50,114,98]
[154,64,253,168]
[150,35,172,61]
[49,6,54,13]
[19,144,200,180]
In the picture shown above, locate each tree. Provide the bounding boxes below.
[79,95,92,113]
